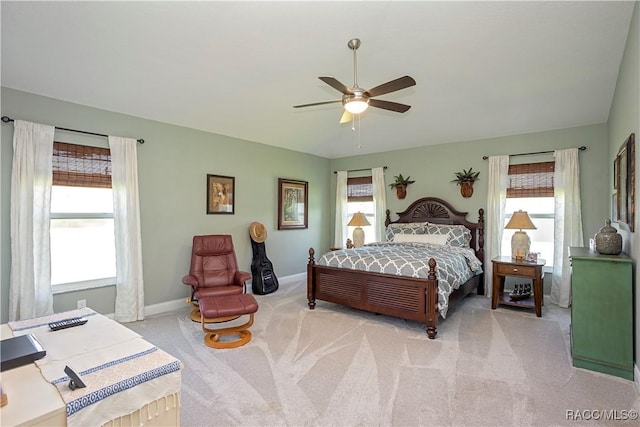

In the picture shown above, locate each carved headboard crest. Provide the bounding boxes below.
[411,202,450,221]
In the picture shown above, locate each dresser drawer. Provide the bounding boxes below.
[495,263,536,277]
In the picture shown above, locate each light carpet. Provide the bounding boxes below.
[125,279,639,426]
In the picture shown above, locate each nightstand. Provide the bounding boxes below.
[491,256,545,317]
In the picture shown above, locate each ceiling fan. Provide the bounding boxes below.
[293,38,416,123]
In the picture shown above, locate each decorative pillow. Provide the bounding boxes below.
[393,233,449,245]
[385,222,428,242]
[424,223,472,247]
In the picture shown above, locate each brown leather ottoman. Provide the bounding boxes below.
[198,294,259,349]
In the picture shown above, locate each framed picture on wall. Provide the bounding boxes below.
[615,133,635,231]
[207,174,235,214]
[278,178,308,229]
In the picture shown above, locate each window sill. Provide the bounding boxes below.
[52,277,116,295]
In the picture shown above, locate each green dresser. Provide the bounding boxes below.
[569,247,633,380]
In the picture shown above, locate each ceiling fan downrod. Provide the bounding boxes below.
[348,38,361,88]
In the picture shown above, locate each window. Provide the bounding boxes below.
[501,162,555,267]
[50,142,116,292]
[346,176,376,244]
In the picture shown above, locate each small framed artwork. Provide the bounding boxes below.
[278,178,308,229]
[207,174,235,214]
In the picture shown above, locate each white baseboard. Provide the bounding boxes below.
[634,364,640,394]
[140,272,307,318]
[272,272,306,286]
[145,297,189,317]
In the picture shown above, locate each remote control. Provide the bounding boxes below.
[48,317,88,331]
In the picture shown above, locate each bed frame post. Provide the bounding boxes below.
[425,258,438,339]
[307,248,316,309]
[476,208,485,295]
[384,209,391,227]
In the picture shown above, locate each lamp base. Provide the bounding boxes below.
[511,231,531,260]
[352,227,365,247]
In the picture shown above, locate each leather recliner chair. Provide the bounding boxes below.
[182,235,251,321]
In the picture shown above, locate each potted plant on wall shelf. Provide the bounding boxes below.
[452,168,480,198]
[388,174,415,199]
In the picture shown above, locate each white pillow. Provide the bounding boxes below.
[393,233,449,245]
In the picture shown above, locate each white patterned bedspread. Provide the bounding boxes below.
[8,308,182,427]
[317,242,483,318]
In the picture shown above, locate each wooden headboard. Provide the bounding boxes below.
[384,197,485,264]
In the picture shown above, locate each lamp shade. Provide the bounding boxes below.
[505,210,537,231]
[505,210,536,260]
[347,212,371,227]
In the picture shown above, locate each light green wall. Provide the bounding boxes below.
[329,123,609,244]
[608,2,639,381]
[0,87,332,323]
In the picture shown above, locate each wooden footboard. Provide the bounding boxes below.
[307,248,441,339]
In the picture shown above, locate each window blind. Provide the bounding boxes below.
[347,176,373,202]
[52,142,112,188]
[507,161,554,198]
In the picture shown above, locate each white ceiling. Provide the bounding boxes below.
[1,1,635,159]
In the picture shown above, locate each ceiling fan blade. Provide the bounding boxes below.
[319,76,353,95]
[365,76,416,97]
[369,99,412,113]
[339,110,352,123]
[293,100,342,109]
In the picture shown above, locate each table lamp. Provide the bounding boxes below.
[347,212,370,247]
[505,210,536,261]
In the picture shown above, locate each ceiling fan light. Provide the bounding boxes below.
[344,99,369,114]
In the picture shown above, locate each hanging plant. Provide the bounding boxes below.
[388,174,415,199]
[452,168,480,198]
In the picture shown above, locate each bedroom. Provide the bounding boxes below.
[0,0,639,419]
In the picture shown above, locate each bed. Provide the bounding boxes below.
[307,197,485,339]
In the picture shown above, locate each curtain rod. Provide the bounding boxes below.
[333,166,387,174]
[1,116,145,144]
[482,146,586,160]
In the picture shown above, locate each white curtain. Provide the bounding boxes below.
[550,148,584,308]
[484,155,509,298]
[9,120,55,321]
[109,136,145,322]
[334,171,348,247]
[372,167,387,242]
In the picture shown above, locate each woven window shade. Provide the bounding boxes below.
[347,176,373,202]
[507,161,554,198]
[52,142,112,188]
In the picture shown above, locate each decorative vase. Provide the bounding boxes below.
[460,181,474,198]
[594,219,622,255]
[395,185,407,199]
